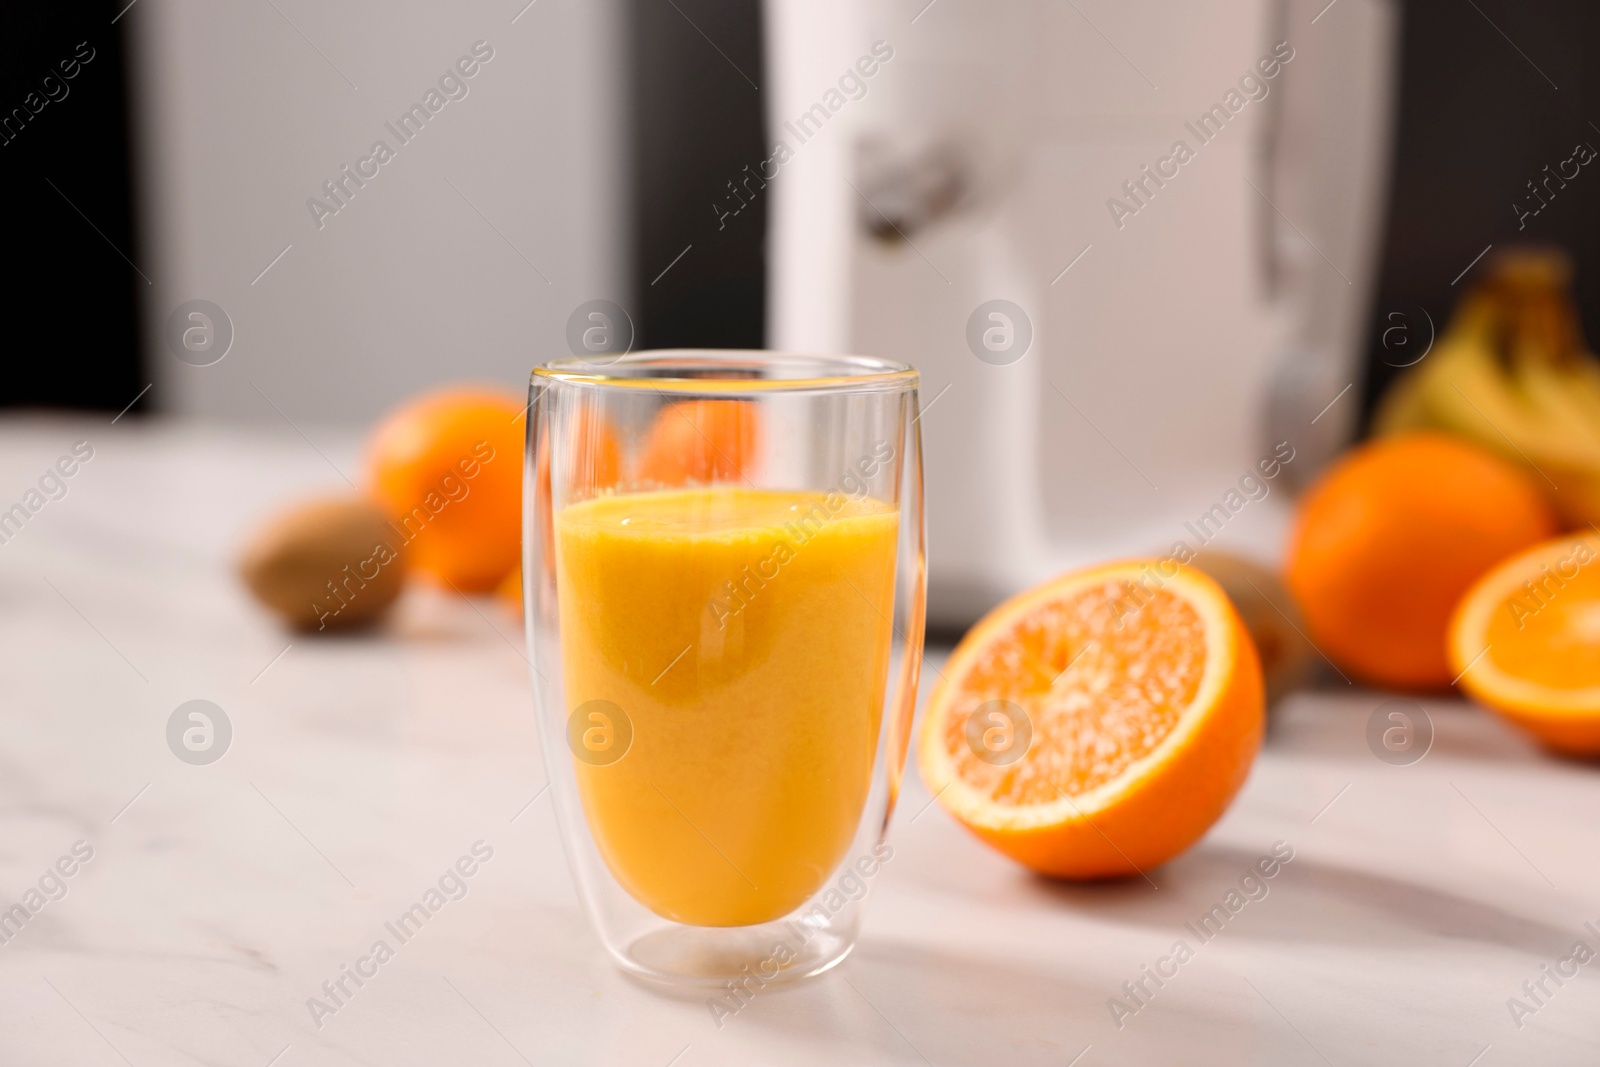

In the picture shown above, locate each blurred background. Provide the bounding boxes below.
[8,4,1600,1060]
[5,0,1598,626]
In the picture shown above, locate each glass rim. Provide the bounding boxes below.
[533,349,919,394]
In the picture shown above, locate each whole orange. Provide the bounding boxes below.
[367,386,525,592]
[634,400,760,486]
[1285,432,1558,689]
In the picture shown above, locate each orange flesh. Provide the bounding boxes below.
[1485,560,1600,690]
[940,582,1206,805]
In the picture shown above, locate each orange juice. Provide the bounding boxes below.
[555,487,898,926]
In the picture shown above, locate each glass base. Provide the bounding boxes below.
[614,919,856,988]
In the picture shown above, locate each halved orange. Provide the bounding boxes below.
[1449,532,1600,755]
[918,560,1264,879]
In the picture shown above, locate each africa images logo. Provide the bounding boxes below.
[306,841,495,1028]
[1107,842,1295,1029]
[1105,42,1295,230]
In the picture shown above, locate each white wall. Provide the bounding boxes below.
[130,0,628,425]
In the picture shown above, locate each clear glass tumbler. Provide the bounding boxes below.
[523,351,925,987]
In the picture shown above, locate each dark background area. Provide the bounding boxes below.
[1359,0,1600,424]
[0,1,146,414]
[625,0,766,351]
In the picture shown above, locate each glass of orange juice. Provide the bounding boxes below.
[524,350,925,987]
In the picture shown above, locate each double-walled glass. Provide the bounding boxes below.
[524,351,926,987]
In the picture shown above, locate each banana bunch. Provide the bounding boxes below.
[1375,250,1600,526]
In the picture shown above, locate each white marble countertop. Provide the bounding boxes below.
[2,415,1598,1066]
